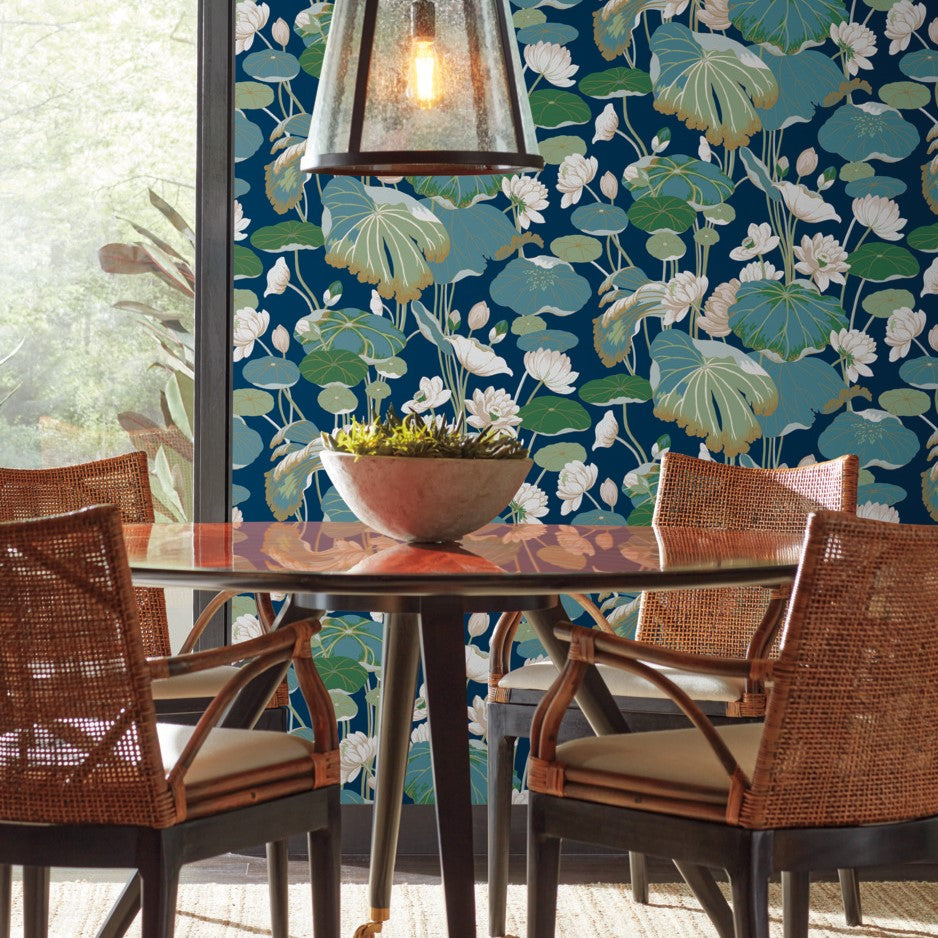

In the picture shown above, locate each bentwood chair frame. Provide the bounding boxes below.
[526,510,938,938]
[0,506,341,938]
[0,452,287,936]
[487,453,860,937]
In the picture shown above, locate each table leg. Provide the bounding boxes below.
[356,613,421,938]
[419,600,476,938]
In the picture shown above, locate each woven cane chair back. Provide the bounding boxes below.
[0,453,171,656]
[0,506,175,827]
[637,453,858,657]
[741,510,938,829]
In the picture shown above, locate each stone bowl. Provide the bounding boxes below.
[320,451,533,543]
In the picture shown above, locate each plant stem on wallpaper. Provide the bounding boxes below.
[231,0,938,803]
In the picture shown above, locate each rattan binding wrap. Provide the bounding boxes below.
[0,453,170,657]
[638,453,859,658]
[740,510,938,830]
[0,506,177,827]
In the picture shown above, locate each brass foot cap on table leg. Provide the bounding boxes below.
[353,908,390,938]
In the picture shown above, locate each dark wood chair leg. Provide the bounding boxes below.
[94,874,141,938]
[674,861,735,938]
[487,705,517,938]
[728,854,770,938]
[782,871,810,938]
[309,787,342,938]
[23,866,50,938]
[266,839,289,938]
[526,797,561,938]
[628,852,649,905]
[838,868,862,926]
[0,864,10,938]
[138,834,180,938]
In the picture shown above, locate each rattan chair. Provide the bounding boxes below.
[526,510,938,938]
[0,452,288,936]
[487,453,860,937]
[0,506,341,938]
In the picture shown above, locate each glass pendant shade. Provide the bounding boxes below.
[302,0,543,176]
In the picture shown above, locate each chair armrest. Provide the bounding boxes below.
[176,589,241,654]
[488,610,522,698]
[552,622,774,683]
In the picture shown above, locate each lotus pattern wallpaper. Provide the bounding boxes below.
[232,0,938,802]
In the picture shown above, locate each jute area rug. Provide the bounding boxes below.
[10,879,938,937]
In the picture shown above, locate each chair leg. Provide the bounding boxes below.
[674,861,735,938]
[309,786,341,938]
[782,871,810,938]
[23,866,50,938]
[526,796,561,938]
[94,873,141,938]
[0,864,10,938]
[628,852,649,904]
[838,868,862,926]
[487,707,516,938]
[267,840,289,938]
[138,836,180,938]
[728,854,770,938]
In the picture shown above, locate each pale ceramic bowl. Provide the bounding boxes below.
[320,451,533,543]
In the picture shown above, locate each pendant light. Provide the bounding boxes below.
[301,0,544,176]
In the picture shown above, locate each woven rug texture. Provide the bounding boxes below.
[10,879,938,937]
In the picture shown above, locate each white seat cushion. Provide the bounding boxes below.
[150,665,242,700]
[556,723,763,801]
[498,659,745,702]
[156,723,316,787]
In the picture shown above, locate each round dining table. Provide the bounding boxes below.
[106,519,804,938]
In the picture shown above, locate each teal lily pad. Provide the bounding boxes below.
[241,50,301,82]
[754,48,845,131]
[899,49,938,82]
[242,356,301,390]
[425,203,516,284]
[232,417,264,470]
[317,308,407,360]
[234,112,263,162]
[516,330,579,353]
[728,0,848,53]
[899,356,938,389]
[756,358,843,438]
[517,22,579,44]
[632,154,734,206]
[818,103,919,163]
[857,482,907,506]
[570,203,630,235]
[844,176,908,199]
[818,409,920,468]
[489,256,592,316]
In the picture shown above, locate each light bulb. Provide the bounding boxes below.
[407,0,442,110]
[409,38,442,109]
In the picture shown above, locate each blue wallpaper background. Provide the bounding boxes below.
[231,0,938,802]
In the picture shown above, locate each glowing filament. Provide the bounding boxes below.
[409,39,442,109]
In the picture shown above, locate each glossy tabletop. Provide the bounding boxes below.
[123,520,804,596]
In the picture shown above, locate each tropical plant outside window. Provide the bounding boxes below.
[0,0,196,520]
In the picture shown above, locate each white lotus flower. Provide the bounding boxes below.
[852,194,906,241]
[339,732,377,785]
[235,0,269,54]
[410,724,430,744]
[857,501,900,523]
[699,280,739,338]
[830,328,877,384]
[777,182,841,224]
[729,222,779,261]
[698,136,712,162]
[593,410,618,450]
[403,376,452,414]
[796,148,818,177]
[467,695,488,738]
[600,478,619,509]
[232,613,262,643]
[524,348,579,394]
[557,461,598,516]
[467,613,489,639]
[557,154,598,209]
[502,175,549,230]
[465,644,489,684]
[511,483,549,523]
[661,272,708,326]
[447,335,512,377]
[885,1,926,54]
[738,261,784,281]
[465,386,521,434]
[271,324,290,353]
[929,325,938,352]
[233,200,250,241]
[698,0,731,30]
[830,21,877,74]
[264,256,290,296]
[930,17,938,44]
[233,308,269,361]
[600,171,619,201]
[593,103,618,143]
[923,258,938,297]
[468,301,490,331]
[793,233,850,292]
[232,506,244,524]
[271,16,290,46]
[885,307,927,361]
[662,0,690,17]
[524,41,578,87]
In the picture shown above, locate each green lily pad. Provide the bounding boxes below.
[728,0,848,53]
[628,195,696,233]
[879,81,931,109]
[299,348,368,388]
[579,374,653,405]
[578,67,652,98]
[529,89,592,129]
[233,388,275,417]
[908,224,938,253]
[235,81,275,109]
[703,203,736,224]
[879,388,931,417]
[317,384,358,415]
[840,161,874,182]
[694,228,720,247]
[646,232,686,260]
[250,221,324,252]
[538,135,588,165]
[862,289,916,318]
[512,315,548,336]
[534,442,588,472]
[519,396,592,435]
[847,242,920,282]
[233,288,259,308]
[551,235,603,263]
